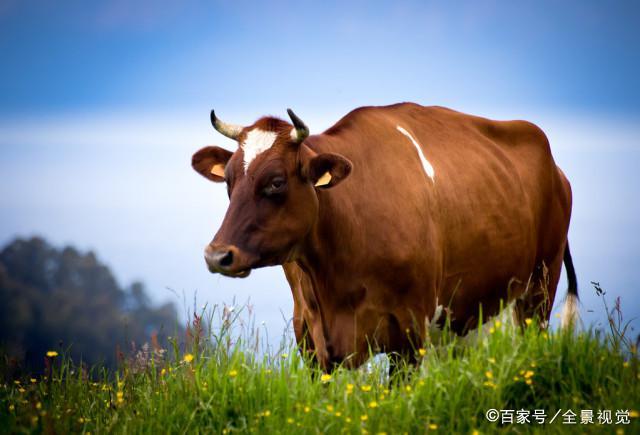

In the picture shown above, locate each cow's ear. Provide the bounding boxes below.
[192,146,233,182]
[305,152,352,189]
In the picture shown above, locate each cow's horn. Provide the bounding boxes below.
[210,110,243,140]
[287,108,309,143]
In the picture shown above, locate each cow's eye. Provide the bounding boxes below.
[263,176,287,196]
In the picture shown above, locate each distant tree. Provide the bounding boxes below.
[0,237,182,375]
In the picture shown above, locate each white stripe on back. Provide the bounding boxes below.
[396,125,435,182]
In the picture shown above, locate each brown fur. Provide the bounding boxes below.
[192,103,573,371]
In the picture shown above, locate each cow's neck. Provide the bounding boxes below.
[300,190,360,283]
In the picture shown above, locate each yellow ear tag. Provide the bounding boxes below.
[314,171,332,187]
[210,163,225,177]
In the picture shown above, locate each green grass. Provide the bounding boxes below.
[1,305,638,434]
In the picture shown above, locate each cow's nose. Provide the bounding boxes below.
[204,245,237,272]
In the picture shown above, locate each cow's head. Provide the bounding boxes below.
[193,109,352,277]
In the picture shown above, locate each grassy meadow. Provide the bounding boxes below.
[1,299,639,434]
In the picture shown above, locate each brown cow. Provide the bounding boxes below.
[192,103,578,371]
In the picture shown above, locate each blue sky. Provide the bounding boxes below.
[1,1,639,337]
[2,1,639,116]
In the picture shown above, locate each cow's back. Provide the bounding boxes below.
[303,103,571,332]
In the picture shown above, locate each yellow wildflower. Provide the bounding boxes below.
[30,378,37,384]
[623,361,629,368]
[346,417,352,423]
[488,358,496,364]
[229,369,238,378]
[346,383,354,393]
[320,373,332,383]
[525,379,533,385]
[428,423,438,430]
[513,376,520,381]
[326,405,334,412]
[116,391,124,404]
[18,388,25,393]
[525,318,533,326]
[494,320,502,329]
[36,402,42,410]
[523,370,534,379]
[263,410,271,417]
[361,415,368,421]
[287,418,294,424]
[160,368,166,376]
[405,385,412,393]
[361,385,372,392]
[335,412,342,417]
[304,406,310,413]
[483,381,496,388]
[183,353,194,363]
[418,348,427,356]
[629,410,639,418]
[9,404,15,411]
[368,401,378,408]
[485,371,493,379]
[489,327,495,334]
[46,351,58,357]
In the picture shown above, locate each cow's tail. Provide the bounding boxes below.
[560,242,579,329]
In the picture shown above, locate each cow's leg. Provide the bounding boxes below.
[514,245,565,328]
[293,312,317,365]
[387,351,418,382]
[284,262,320,367]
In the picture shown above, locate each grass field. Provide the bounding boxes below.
[1,299,638,434]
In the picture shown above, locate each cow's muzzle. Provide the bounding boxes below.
[204,244,252,278]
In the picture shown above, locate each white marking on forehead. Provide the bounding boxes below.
[396,125,435,182]
[241,128,278,172]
